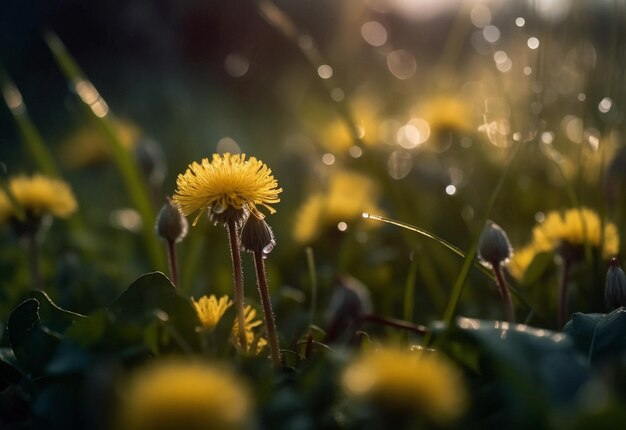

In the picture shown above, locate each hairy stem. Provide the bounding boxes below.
[253,251,282,368]
[494,264,515,323]
[26,231,42,290]
[166,240,179,288]
[227,219,247,350]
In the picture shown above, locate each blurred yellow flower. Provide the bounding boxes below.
[118,360,251,430]
[418,95,474,136]
[508,208,620,280]
[232,305,268,355]
[532,208,619,257]
[60,119,140,168]
[192,295,267,355]
[293,170,383,243]
[192,295,233,330]
[342,347,467,424]
[173,153,282,226]
[0,174,77,223]
[507,244,539,280]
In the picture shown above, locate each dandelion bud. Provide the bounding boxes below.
[240,214,275,255]
[134,137,166,187]
[325,275,373,343]
[155,197,188,243]
[605,258,626,309]
[478,220,513,269]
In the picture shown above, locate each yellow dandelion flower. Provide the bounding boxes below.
[342,347,467,424]
[507,244,539,280]
[232,305,268,355]
[118,360,251,430]
[0,174,77,223]
[192,295,233,330]
[60,119,140,169]
[172,153,282,226]
[293,170,383,243]
[532,207,619,258]
[418,95,474,135]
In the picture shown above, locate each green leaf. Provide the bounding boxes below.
[64,310,108,348]
[7,299,62,376]
[432,317,589,428]
[0,347,22,390]
[27,290,86,332]
[563,307,626,364]
[108,272,200,350]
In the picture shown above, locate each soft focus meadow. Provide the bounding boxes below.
[2,0,626,429]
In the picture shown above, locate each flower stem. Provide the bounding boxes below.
[558,259,572,329]
[227,219,247,351]
[166,239,179,288]
[26,231,41,290]
[361,314,428,335]
[253,251,282,369]
[494,263,515,323]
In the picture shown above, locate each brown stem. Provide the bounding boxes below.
[26,231,42,290]
[166,239,179,288]
[558,259,572,329]
[361,314,428,335]
[494,264,515,323]
[227,219,247,351]
[253,251,282,368]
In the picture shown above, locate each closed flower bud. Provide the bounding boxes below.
[605,258,626,309]
[240,214,275,255]
[478,220,513,269]
[325,275,373,343]
[156,197,188,243]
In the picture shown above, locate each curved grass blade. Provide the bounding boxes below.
[0,70,60,178]
[43,31,165,270]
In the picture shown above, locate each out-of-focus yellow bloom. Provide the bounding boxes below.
[192,295,233,330]
[293,170,383,243]
[60,120,140,168]
[507,244,539,280]
[418,95,474,136]
[532,208,619,257]
[232,305,268,355]
[118,360,251,430]
[192,295,267,355]
[508,208,620,280]
[319,99,380,152]
[342,347,467,424]
[0,174,77,223]
[173,153,282,226]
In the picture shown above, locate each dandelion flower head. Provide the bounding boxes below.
[508,207,619,280]
[532,207,619,258]
[192,295,233,331]
[173,153,282,226]
[0,174,77,223]
[507,244,539,280]
[232,305,268,355]
[342,347,467,424]
[118,360,251,430]
[293,170,383,243]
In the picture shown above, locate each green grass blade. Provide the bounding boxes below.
[1,71,60,178]
[442,144,522,324]
[43,31,165,271]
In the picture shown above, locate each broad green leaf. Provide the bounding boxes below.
[563,307,626,364]
[7,299,62,376]
[27,290,86,332]
[432,317,589,429]
[0,347,22,390]
[108,272,201,351]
